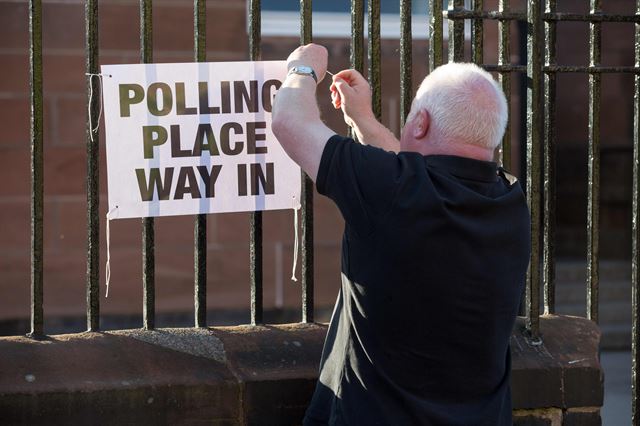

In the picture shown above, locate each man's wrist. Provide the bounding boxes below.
[287,65,318,84]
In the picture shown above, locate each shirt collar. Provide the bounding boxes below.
[423,155,499,183]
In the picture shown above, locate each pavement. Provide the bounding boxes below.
[601,351,632,425]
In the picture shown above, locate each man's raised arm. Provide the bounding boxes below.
[272,44,335,182]
[330,69,400,153]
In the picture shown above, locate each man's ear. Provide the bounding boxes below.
[413,108,429,139]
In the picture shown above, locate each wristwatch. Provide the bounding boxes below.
[287,65,318,83]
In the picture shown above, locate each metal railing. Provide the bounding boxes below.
[22,0,640,422]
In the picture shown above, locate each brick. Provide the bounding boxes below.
[0,148,30,197]
[0,254,30,320]
[563,407,601,426]
[54,96,87,146]
[0,54,29,93]
[0,199,29,251]
[43,146,88,196]
[42,54,86,94]
[42,3,84,50]
[99,3,141,52]
[0,3,28,49]
[0,97,30,146]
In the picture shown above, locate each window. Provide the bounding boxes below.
[259,0,430,39]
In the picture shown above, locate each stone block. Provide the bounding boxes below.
[513,408,563,426]
[563,407,601,426]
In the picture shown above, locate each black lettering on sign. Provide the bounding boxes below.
[220,81,231,114]
[234,80,259,113]
[136,167,174,201]
[119,83,144,117]
[192,123,220,156]
[247,121,268,154]
[174,167,201,199]
[197,165,222,198]
[176,82,197,115]
[220,122,244,155]
[147,82,173,116]
[142,125,168,159]
[170,125,191,158]
[238,163,274,196]
[199,82,220,114]
[261,79,282,113]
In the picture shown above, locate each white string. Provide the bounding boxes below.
[105,206,118,298]
[291,207,299,282]
[85,72,106,143]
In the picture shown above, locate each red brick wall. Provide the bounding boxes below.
[0,0,636,328]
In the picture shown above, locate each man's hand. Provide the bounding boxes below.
[329,69,375,128]
[286,43,329,84]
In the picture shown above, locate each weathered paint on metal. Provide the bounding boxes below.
[497,0,511,169]
[140,0,155,330]
[368,0,381,121]
[542,0,557,316]
[249,0,263,326]
[448,0,465,62]
[586,0,601,324]
[633,3,640,422]
[472,0,484,65]
[400,0,412,126]
[86,0,100,332]
[29,0,44,338]
[526,0,542,342]
[301,0,314,323]
[429,0,443,71]
[193,0,207,329]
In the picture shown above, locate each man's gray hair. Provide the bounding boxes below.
[408,62,508,150]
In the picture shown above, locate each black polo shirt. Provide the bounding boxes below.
[304,135,530,426]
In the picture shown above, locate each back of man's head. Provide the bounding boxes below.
[410,63,508,150]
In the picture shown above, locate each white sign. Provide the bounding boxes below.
[101,61,299,219]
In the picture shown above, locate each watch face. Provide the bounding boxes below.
[294,66,313,74]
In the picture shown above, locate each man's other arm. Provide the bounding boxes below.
[330,69,400,153]
[272,44,335,182]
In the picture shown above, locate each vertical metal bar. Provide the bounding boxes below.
[249,0,263,325]
[28,0,43,338]
[368,0,381,121]
[497,0,511,169]
[448,0,465,62]
[301,0,314,323]
[542,0,557,315]
[429,0,444,72]
[632,3,640,422]
[525,0,542,341]
[85,0,100,332]
[400,0,412,126]
[140,0,155,330]
[193,0,207,328]
[586,0,601,324]
[471,0,483,65]
[350,0,365,74]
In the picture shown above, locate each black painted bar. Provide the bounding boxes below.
[301,0,314,323]
[140,0,155,330]
[525,0,542,342]
[471,0,484,65]
[249,0,263,326]
[497,0,511,169]
[542,0,557,315]
[368,0,381,121]
[400,0,412,125]
[633,3,640,423]
[448,0,465,62]
[193,0,207,328]
[85,0,100,332]
[29,0,43,338]
[429,0,443,72]
[586,0,601,324]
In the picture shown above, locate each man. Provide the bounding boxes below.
[272,44,530,426]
